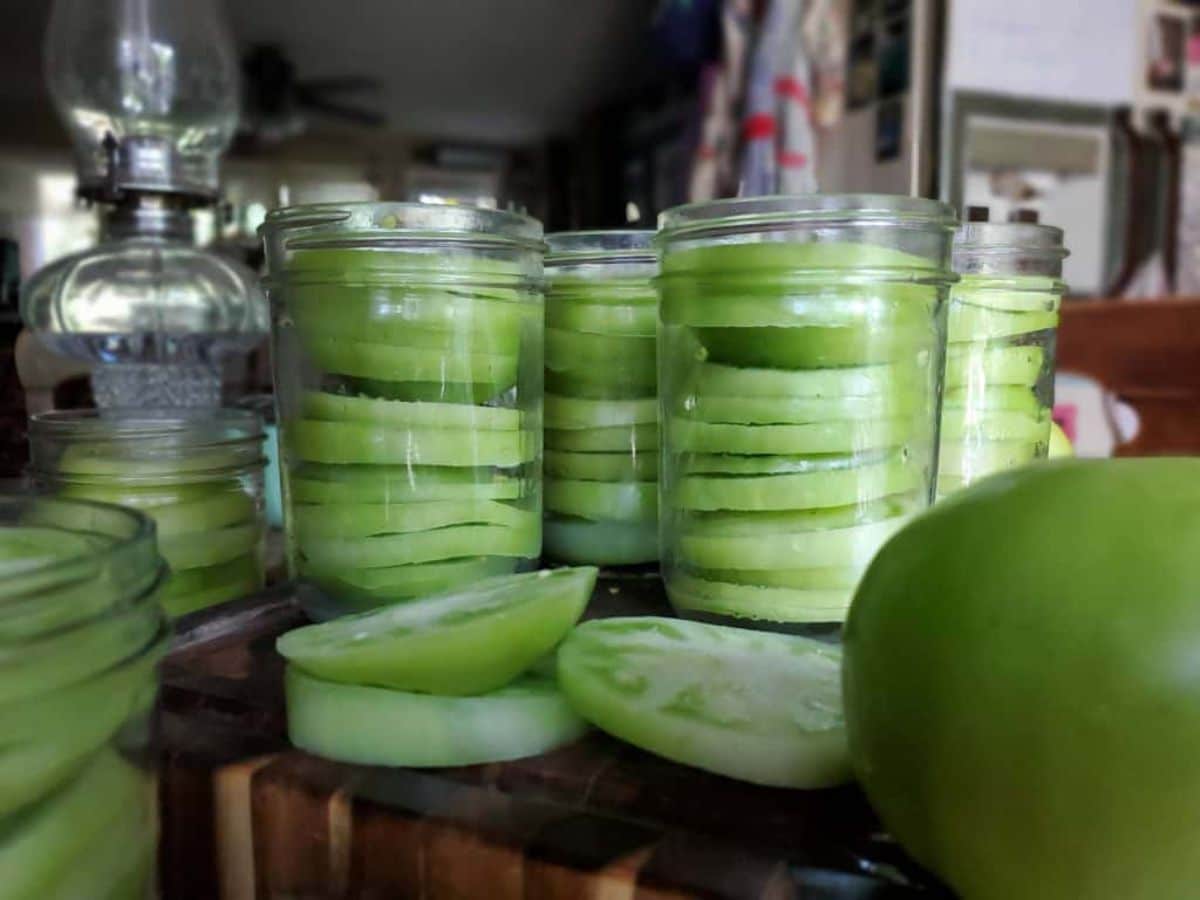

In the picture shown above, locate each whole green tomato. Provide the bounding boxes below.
[844,459,1200,900]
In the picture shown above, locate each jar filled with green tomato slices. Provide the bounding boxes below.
[656,195,956,628]
[261,203,544,620]
[938,220,1067,496]
[0,494,168,897]
[543,231,658,566]
[29,409,266,618]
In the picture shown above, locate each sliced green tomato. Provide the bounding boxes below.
[546,423,659,453]
[945,344,1044,389]
[158,553,262,617]
[693,565,860,590]
[668,416,916,455]
[689,359,922,399]
[556,616,850,788]
[545,480,657,522]
[544,449,657,482]
[942,385,1043,415]
[0,527,98,580]
[661,239,937,276]
[679,390,920,425]
[951,275,1061,311]
[940,409,1050,443]
[545,299,657,336]
[300,335,518,391]
[294,499,529,539]
[58,480,217,510]
[302,391,521,431]
[543,395,657,430]
[543,517,659,566]
[282,246,526,282]
[668,574,852,623]
[545,329,656,387]
[0,750,149,897]
[694,321,930,368]
[288,419,535,467]
[299,519,539,572]
[145,491,256,539]
[661,284,935,328]
[947,303,1058,342]
[56,444,247,478]
[341,377,510,405]
[289,464,525,504]
[680,450,891,476]
[278,567,596,694]
[938,438,1042,476]
[159,521,260,571]
[677,510,910,570]
[286,668,588,766]
[42,787,155,900]
[545,370,654,400]
[304,557,516,607]
[673,457,921,512]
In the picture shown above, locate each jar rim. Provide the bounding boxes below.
[657,193,957,239]
[29,407,263,446]
[546,230,656,265]
[954,222,1070,260]
[259,201,544,251]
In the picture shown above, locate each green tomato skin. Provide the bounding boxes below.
[843,459,1200,900]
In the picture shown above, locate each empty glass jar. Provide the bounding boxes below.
[543,231,658,566]
[0,494,168,897]
[262,202,544,620]
[938,221,1068,495]
[29,409,266,617]
[657,195,955,628]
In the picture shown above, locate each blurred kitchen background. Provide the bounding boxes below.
[2,0,1198,469]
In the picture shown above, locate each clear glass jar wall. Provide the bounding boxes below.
[0,495,168,897]
[543,231,658,565]
[938,222,1067,496]
[656,195,956,628]
[261,203,544,620]
[28,409,266,618]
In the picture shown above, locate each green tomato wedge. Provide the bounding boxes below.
[545,299,656,336]
[556,617,850,788]
[159,521,260,571]
[289,464,524,504]
[689,359,922,399]
[678,508,910,570]
[299,519,539,572]
[668,416,916,455]
[947,304,1059,342]
[288,419,535,467]
[942,385,1042,415]
[300,335,518,391]
[302,557,515,607]
[940,409,1050,443]
[545,423,659,453]
[286,667,588,766]
[293,499,529,540]
[543,518,659,566]
[668,573,852,623]
[302,391,521,431]
[679,391,919,425]
[945,344,1044,388]
[545,480,657,522]
[278,567,596,694]
[673,457,921,512]
[544,449,657,482]
[543,395,657,430]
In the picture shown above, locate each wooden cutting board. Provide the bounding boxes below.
[156,575,948,899]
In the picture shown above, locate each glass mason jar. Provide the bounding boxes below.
[261,203,544,620]
[657,195,956,628]
[938,222,1068,496]
[29,409,266,617]
[0,494,168,897]
[543,231,659,566]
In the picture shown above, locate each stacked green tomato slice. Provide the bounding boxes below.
[543,271,658,565]
[937,275,1059,496]
[279,249,542,615]
[658,241,941,624]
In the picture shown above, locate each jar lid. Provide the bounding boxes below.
[546,230,656,265]
[658,194,956,240]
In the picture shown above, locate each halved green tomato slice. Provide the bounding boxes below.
[668,574,852,623]
[289,464,525,504]
[937,439,1042,479]
[940,409,1049,443]
[689,360,922,399]
[544,449,657,482]
[301,335,518,391]
[302,391,521,431]
[58,480,218,510]
[947,303,1058,342]
[942,385,1042,415]
[159,553,262,617]
[545,424,659,453]
[159,521,260,571]
[668,416,915,455]
[694,321,929,369]
[679,390,919,425]
[299,517,538,572]
[556,616,850,788]
[680,450,890,476]
[288,419,534,467]
[545,299,656,336]
[303,556,515,607]
[146,491,256,539]
[543,518,659,566]
[543,395,657,430]
[277,567,596,694]
[294,499,529,540]
[673,457,920,511]
[951,275,1060,311]
[545,480,656,522]
[286,668,588,766]
[945,344,1044,388]
[545,329,656,387]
